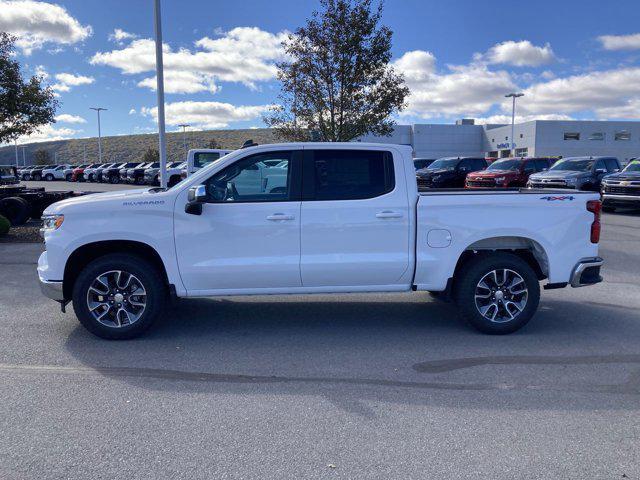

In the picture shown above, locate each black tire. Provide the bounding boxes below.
[45,173,54,181]
[109,174,119,184]
[602,205,616,213]
[32,173,42,181]
[454,252,540,334]
[66,174,72,182]
[72,253,167,340]
[0,196,30,225]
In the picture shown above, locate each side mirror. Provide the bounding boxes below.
[185,185,207,215]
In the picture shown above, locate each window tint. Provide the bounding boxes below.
[615,131,631,141]
[604,158,619,172]
[473,158,487,170]
[194,152,222,169]
[523,161,536,174]
[204,151,293,203]
[594,159,606,171]
[534,159,549,171]
[564,132,580,141]
[589,132,604,141]
[308,150,394,201]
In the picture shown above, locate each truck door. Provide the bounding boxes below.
[174,150,302,292]
[299,148,410,288]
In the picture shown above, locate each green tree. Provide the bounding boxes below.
[0,33,58,143]
[264,0,408,142]
[142,147,159,164]
[34,149,51,165]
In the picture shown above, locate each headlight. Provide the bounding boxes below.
[494,176,506,182]
[565,177,578,185]
[41,214,64,237]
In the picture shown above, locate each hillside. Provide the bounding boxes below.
[0,128,280,165]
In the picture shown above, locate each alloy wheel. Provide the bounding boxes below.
[474,269,528,323]
[86,270,147,328]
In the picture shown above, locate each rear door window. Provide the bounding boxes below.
[604,158,620,172]
[194,152,222,169]
[304,150,394,201]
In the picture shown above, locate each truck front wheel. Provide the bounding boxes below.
[72,254,167,339]
[454,252,540,334]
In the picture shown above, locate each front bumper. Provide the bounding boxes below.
[602,193,640,205]
[570,257,603,288]
[39,276,64,301]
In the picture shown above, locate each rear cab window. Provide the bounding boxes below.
[194,152,223,169]
[303,149,395,201]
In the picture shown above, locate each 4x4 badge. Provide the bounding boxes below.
[540,196,575,201]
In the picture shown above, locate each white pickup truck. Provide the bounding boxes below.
[38,143,603,339]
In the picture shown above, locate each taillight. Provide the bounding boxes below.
[587,200,601,243]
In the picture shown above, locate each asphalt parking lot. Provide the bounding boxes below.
[1,202,639,478]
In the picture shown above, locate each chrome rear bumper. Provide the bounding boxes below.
[570,257,603,288]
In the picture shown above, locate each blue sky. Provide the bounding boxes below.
[2,0,640,142]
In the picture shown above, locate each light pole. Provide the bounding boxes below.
[14,140,19,167]
[90,107,107,163]
[19,146,27,166]
[178,124,190,160]
[505,93,524,156]
[154,0,168,188]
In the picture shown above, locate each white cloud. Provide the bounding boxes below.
[137,70,219,94]
[108,28,137,44]
[51,72,94,92]
[0,0,91,55]
[518,67,640,118]
[394,50,516,118]
[128,108,137,115]
[17,124,79,143]
[140,100,271,129]
[55,114,86,124]
[475,113,574,125]
[598,33,640,51]
[90,26,288,92]
[34,64,49,80]
[483,40,556,67]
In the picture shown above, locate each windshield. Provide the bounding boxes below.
[623,161,640,172]
[550,159,594,172]
[487,159,521,171]
[427,158,459,171]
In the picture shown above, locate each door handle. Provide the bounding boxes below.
[376,211,403,219]
[267,213,295,221]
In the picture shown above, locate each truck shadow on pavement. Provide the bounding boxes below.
[57,293,640,416]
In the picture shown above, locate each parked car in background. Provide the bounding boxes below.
[126,162,159,184]
[19,167,37,181]
[84,163,108,182]
[100,162,139,184]
[416,157,488,189]
[144,161,184,186]
[118,162,143,183]
[466,157,554,189]
[72,163,98,182]
[63,164,85,181]
[94,163,118,183]
[30,165,62,181]
[600,159,640,212]
[0,165,19,185]
[527,156,621,191]
[413,158,434,170]
[185,149,232,177]
[42,165,72,181]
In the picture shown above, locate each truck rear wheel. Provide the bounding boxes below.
[454,252,540,334]
[72,254,167,339]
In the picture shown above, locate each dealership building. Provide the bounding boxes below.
[359,120,640,163]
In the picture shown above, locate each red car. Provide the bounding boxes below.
[466,157,555,188]
[71,163,99,182]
